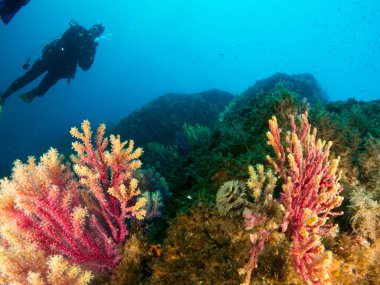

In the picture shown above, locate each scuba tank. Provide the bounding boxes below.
[22,19,82,70]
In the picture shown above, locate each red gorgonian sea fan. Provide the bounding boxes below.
[0,120,147,274]
[266,112,343,285]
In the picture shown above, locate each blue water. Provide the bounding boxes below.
[0,0,379,173]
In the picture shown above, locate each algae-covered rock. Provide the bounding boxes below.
[113,89,234,146]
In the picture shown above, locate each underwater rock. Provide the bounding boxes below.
[112,89,234,146]
[241,72,328,104]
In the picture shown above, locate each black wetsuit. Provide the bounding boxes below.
[1,24,98,101]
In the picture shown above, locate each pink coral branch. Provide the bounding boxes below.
[266,112,343,285]
[240,229,270,285]
[16,188,119,271]
[0,121,146,273]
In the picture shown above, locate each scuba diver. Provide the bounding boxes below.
[0,20,105,112]
[0,0,30,24]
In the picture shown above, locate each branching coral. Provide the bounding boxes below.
[0,120,147,282]
[266,112,344,285]
[238,164,283,285]
[0,224,93,285]
[135,167,171,220]
[70,120,147,248]
[0,148,117,271]
[216,165,284,285]
[27,255,93,285]
[219,112,344,285]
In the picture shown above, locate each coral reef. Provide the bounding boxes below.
[0,73,379,284]
[163,84,312,216]
[216,112,343,285]
[145,74,378,284]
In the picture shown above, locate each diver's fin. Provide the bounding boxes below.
[1,10,20,25]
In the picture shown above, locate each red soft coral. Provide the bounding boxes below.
[266,112,343,285]
[0,121,146,273]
